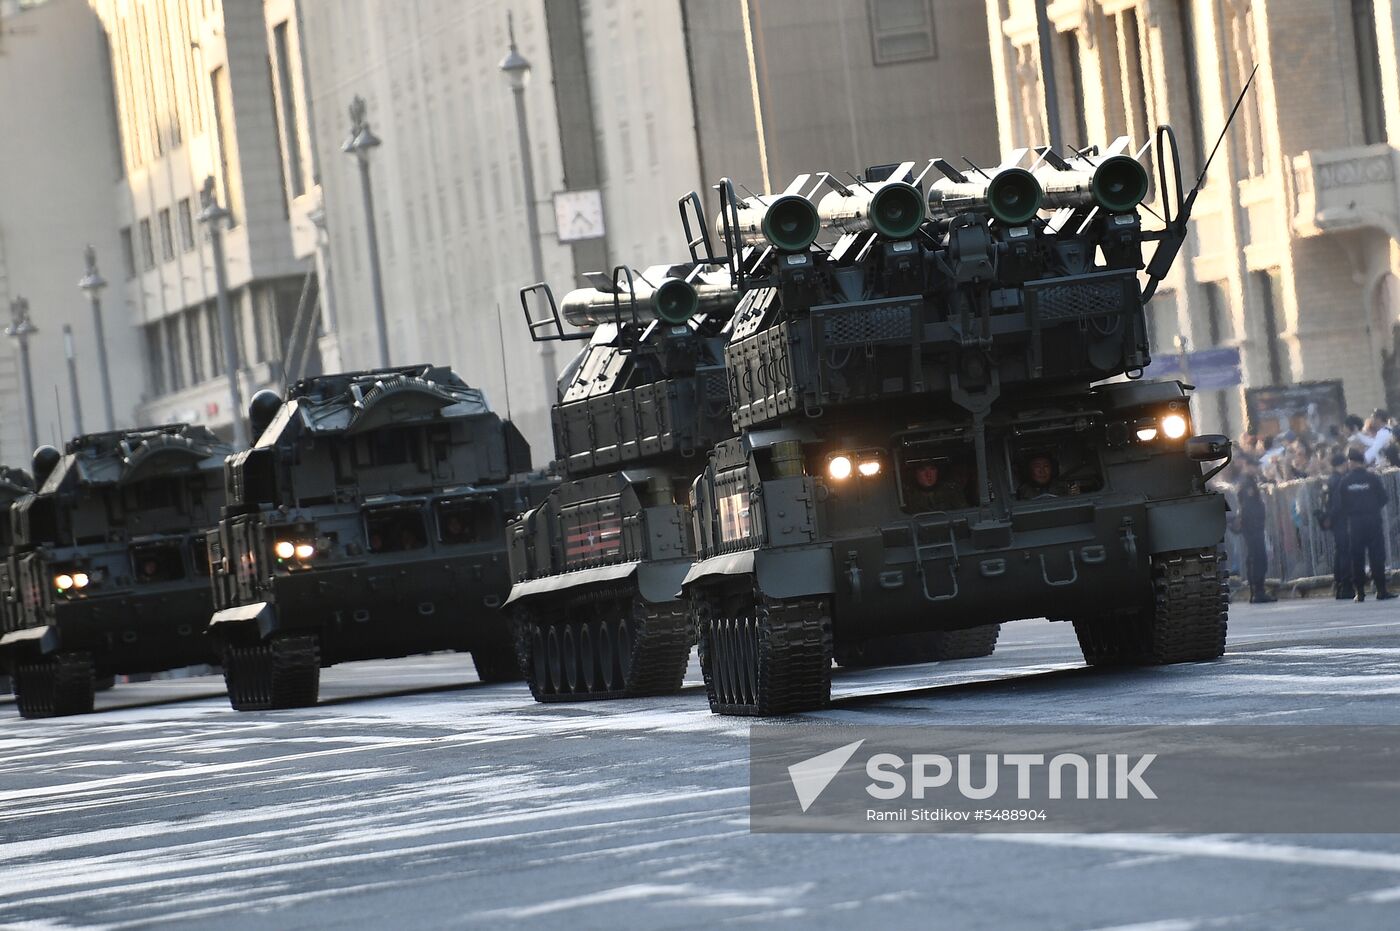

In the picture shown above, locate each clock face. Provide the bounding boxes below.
[553,189,606,243]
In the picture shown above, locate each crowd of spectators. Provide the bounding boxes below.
[1220,408,1397,604]
[1228,409,1397,486]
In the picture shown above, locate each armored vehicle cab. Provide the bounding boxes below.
[0,427,230,718]
[207,364,552,710]
[0,466,35,698]
[682,131,1233,715]
[506,262,738,700]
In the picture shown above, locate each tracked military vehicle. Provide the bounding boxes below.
[681,125,1234,715]
[0,465,35,698]
[207,365,552,710]
[505,261,738,700]
[0,427,230,718]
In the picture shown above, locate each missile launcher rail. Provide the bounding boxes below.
[678,122,1236,716]
[505,262,739,701]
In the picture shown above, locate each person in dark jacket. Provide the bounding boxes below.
[1325,452,1354,599]
[1337,448,1395,603]
[1236,457,1275,604]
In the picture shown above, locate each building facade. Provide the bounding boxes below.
[0,0,143,465]
[91,0,318,441]
[984,0,1400,435]
[293,0,1000,456]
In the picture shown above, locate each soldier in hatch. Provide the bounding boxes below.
[908,461,969,512]
[1017,453,1080,499]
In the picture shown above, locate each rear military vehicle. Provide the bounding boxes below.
[207,364,553,710]
[0,426,230,718]
[0,465,35,698]
[682,128,1233,715]
[505,261,738,700]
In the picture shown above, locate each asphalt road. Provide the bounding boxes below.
[2,599,1399,930]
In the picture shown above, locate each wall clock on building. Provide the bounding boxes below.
[553,189,606,243]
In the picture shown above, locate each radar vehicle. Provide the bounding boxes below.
[0,427,230,718]
[505,261,738,700]
[207,365,553,710]
[0,465,35,698]
[682,126,1234,715]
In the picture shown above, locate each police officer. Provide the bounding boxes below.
[1337,448,1395,603]
[1235,457,1275,604]
[1324,452,1354,600]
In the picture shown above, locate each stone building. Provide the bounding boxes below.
[984,0,1400,435]
[293,0,999,455]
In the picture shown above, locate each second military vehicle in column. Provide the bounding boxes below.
[207,364,552,711]
[0,465,35,698]
[0,426,231,718]
[504,261,738,700]
[683,128,1234,715]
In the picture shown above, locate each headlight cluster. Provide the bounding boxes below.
[1134,413,1189,443]
[54,571,91,592]
[826,450,883,480]
[273,538,317,562]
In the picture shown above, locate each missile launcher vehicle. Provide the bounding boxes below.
[505,261,739,701]
[0,466,35,698]
[207,365,553,711]
[0,426,231,718]
[681,126,1234,715]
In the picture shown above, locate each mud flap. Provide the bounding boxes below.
[0,624,61,659]
[208,601,279,641]
[1146,494,1227,555]
[681,547,835,599]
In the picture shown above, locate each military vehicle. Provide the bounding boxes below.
[207,364,553,711]
[681,125,1234,715]
[0,426,230,718]
[0,465,35,698]
[505,261,738,700]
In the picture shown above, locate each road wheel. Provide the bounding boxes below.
[698,593,832,717]
[834,625,1001,668]
[14,652,96,719]
[1074,547,1228,666]
[224,636,320,711]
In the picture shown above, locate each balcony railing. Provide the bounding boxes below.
[1292,143,1400,241]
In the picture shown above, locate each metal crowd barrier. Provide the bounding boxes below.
[1247,469,1400,587]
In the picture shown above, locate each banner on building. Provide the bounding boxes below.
[1245,380,1347,438]
[1148,346,1242,390]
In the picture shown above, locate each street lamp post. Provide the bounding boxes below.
[343,95,391,369]
[5,298,38,453]
[197,176,249,448]
[78,245,116,431]
[499,15,557,406]
[63,324,84,436]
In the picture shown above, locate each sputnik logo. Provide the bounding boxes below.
[787,739,865,812]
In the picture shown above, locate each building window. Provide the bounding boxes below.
[1224,1,1266,177]
[164,317,185,392]
[1059,30,1088,148]
[187,310,205,385]
[1177,0,1208,180]
[144,323,166,396]
[1352,0,1387,145]
[120,227,136,279]
[1254,270,1286,386]
[207,303,224,376]
[868,0,936,65]
[1122,9,1152,148]
[272,21,306,199]
[210,65,241,226]
[158,208,175,262]
[139,219,156,270]
[177,198,195,251]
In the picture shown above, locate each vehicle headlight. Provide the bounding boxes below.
[857,458,882,477]
[1136,426,1159,442]
[828,455,853,480]
[72,572,90,589]
[293,543,315,561]
[54,573,74,591]
[273,540,296,560]
[1161,414,1188,439]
